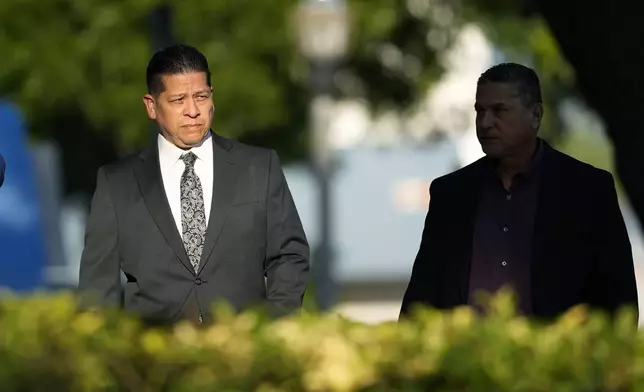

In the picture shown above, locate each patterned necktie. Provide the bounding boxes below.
[180,152,207,273]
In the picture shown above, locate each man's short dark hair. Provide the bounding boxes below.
[477,63,542,107]
[146,44,211,96]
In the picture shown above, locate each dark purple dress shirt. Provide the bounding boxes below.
[468,141,544,315]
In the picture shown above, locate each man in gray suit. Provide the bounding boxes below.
[78,44,310,325]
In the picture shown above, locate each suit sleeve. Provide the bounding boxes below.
[264,150,310,316]
[77,167,122,309]
[400,181,441,319]
[589,171,638,320]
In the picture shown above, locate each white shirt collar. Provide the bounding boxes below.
[157,131,213,165]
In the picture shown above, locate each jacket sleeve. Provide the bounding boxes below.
[264,150,310,317]
[400,180,442,319]
[77,167,122,309]
[588,171,638,321]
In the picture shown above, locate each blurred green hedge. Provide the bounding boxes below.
[0,290,640,391]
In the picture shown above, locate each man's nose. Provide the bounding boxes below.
[184,99,200,118]
[476,111,493,129]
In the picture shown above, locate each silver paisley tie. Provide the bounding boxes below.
[180,152,207,272]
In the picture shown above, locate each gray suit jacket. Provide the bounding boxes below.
[78,132,309,324]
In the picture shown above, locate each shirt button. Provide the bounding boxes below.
[501,261,507,266]
[503,226,508,232]
[506,194,512,200]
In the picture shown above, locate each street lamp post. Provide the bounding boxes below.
[149,3,173,52]
[148,3,174,142]
[296,0,349,312]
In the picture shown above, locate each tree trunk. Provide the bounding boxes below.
[536,0,644,230]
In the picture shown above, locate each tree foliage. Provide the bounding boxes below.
[0,0,460,156]
[0,0,156,144]
[0,0,584,195]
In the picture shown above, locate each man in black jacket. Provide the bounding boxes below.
[400,63,638,321]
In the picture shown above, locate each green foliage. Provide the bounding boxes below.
[0,0,158,145]
[0,0,588,196]
[167,0,463,157]
[0,0,458,161]
[0,290,640,391]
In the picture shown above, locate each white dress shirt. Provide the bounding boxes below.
[157,132,214,236]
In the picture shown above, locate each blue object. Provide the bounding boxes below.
[0,102,48,292]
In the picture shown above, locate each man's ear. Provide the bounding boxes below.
[143,94,157,120]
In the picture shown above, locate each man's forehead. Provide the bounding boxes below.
[161,72,209,92]
[475,81,521,102]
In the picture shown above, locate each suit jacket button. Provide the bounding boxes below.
[195,278,203,285]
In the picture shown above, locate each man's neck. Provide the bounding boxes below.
[496,139,538,188]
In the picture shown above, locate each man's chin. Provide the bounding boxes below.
[480,144,504,159]
[179,131,209,148]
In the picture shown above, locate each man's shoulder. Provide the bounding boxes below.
[228,138,273,158]
[430,144,615,196]
[431,157,486,192]
[216,133,276,165]
[99,148,147,177]
[548,146,613,184]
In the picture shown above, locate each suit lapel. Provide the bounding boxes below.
[134,146,193,274]
[197,133,240,274]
